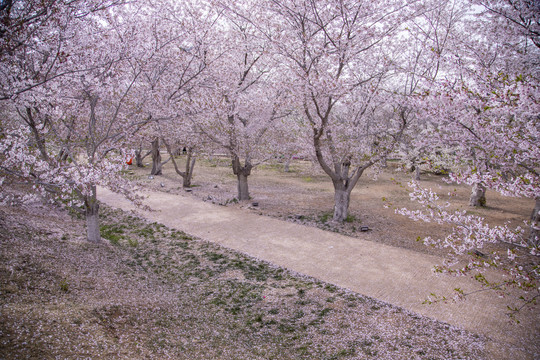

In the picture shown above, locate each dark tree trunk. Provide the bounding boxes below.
[182,148,196,188]
[135,146,150,168]
[529,197,539,247]
[151,138,162,175]
[135,149,144,167]
[469,183,487,207]
[183,175,192,188]
[58,148,69,162]
[24,107,50,163]
[162,140,197,188]
[232,155,252,201]
[84,185,101,243]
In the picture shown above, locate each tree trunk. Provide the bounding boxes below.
[135,145,151,167]
[151,138,162,175]
[58,147,70,162]
[135,148,144,167]
[412,165,421,181]
[183,175,192,188]
[231,155,251,201]
[162,140,196,188]
[332,182,352,222]
[182,149,196,188]
[84,186,101,243]
[25,107,51,163]
[469,183,486,207]
[237,172,250,201]
[284,154,292,172]
[529,197,539,247]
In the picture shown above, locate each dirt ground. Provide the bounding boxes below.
[131,155,535,259]
[0,187,487,360]
[120,156,539,358]
[1,156,537,359]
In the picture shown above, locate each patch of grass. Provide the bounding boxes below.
[278,321,297,333]
[296,344,310,356]
[258,163,283,171]
[318,212,356,224]
[238,262,270,282]
[100,223,126,244]
[272,268,284,280]
[173,240,190,249]
[224,197,239,205]
[134,225,155,239]
[332,347,356,358]
[318,308,332,317]
[293,310,305,319]
[206,251,225,262]
[59,279,69,292]
[324,284,338,293]
[170,229,192,240]
[246,313,264,326]
[319,212,333,223]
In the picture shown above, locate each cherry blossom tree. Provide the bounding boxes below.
[0,1,156,242]
[268,114,307,173]
[162,137,198,188]
[1,0,221,245]
[409,0,539,237]
[132,0,218,184]
[158,116,207,188]
[259,0,421,221]
[397,0,539,314]
[193,2,292,201]
[0,0,126,100]
[393,0,467,182]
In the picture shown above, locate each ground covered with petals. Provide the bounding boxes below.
[0,193,486,359]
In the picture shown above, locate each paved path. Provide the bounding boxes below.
[98,188,538,359]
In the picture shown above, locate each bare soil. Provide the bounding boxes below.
[0,186,485,359]
[0,156,536,359]
[133,156,535,259]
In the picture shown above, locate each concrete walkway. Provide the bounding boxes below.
[98,187,538,359]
